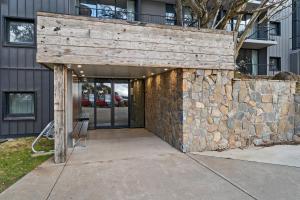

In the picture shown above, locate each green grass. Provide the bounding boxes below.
[0,137,54,193]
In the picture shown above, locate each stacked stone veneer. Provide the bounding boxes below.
[145,68,299,152]
[130,80,145,128]
[295,94,300,142]
[145,69,183,150]
[230,80,296,148]
[182,69,234,152]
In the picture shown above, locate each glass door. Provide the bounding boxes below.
[114,81,129,127]
[94,79,129,128]
[95,81,112,127]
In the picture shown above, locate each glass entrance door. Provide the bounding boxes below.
[114,81,129,127]
[95,81,112,127]
[94,79,129,128]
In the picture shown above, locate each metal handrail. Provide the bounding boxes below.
[31,121,54,154]
[245,25,277,41]
[75,5,198,27]
[236,62,283,75]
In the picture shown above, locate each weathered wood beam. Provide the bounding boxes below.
[54,64,67,163]
[36,12,235,70]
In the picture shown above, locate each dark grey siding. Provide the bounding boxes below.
[0,0,76,138]
[258,48,268,75]
[292,0,300,50]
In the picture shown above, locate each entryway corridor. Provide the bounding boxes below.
[1,129,300,200]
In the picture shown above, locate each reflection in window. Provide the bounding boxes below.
[7,19,34,44]
[270,57,281,71]
[79,0,129,20]
[165,4,176,25]
[5,92,35,117]
[269,21,281,36]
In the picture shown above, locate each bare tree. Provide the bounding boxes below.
[178,0,290,59]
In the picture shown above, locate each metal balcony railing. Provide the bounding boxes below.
[246,25,277,41]
[237,62,282,76]
[75,5,198,27]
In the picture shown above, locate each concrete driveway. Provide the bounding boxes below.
[1,129,299,200]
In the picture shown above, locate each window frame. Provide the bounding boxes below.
[269,57,281,71]
[3,17,35,48]
[269,21,281,36]
[2,91,37,121]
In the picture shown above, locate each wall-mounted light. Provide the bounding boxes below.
[164,68,168,71]
[77,65,82,68]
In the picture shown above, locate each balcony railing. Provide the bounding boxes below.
[75,5,198,27]
[246,25,277,41]
[237,62,281,76]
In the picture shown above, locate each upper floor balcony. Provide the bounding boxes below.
[242,25,278,49]
[75,0,198,27]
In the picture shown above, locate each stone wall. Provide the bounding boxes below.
[230,80,296,147]
[145,68,298,152]
[294,94,300,142]
[145,69,183,150]
[130,80,145,128]
[182,69,234,152]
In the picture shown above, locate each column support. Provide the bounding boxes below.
[54,64,67,163]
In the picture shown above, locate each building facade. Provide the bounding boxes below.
[0,0,299,139]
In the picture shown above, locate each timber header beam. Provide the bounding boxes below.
[36,12,235,70]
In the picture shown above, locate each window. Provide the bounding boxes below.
[5,18,35,46]
[269,21,281,36]
[78,0,128,19]
[4,92,36,120]
[165,4,176,25]
[269,57,281,71]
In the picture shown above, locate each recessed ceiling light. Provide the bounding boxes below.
[164,68,168,71]
[142,75,146,78]
[151,73,154,75]
[77,65,82,68]
[72,74,77,77]
[80,70,84,73]
[81,74,85,77]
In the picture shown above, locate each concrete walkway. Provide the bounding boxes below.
[1,129,299,200]
[191,145,300,167]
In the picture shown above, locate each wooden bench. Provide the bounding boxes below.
[72,120,89,147]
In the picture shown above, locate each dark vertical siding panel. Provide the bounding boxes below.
[9,69,18,135]
[41,0,49,12]
[26,0,34,18]
[0,69,10,135]
[17,69,27,134]
[34,0,42,13]
[49,0,57,12]
[49,71,54,121]
[9,0,18,16]
[57,0,65,14]
[1,49,9,68]
[65,0,71,14]
[25,70,35,133]
[17,0,26,17]
[25,49,34,68]
[33,70,42,133]
[41,71,50,127]
[9,48,18,68]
